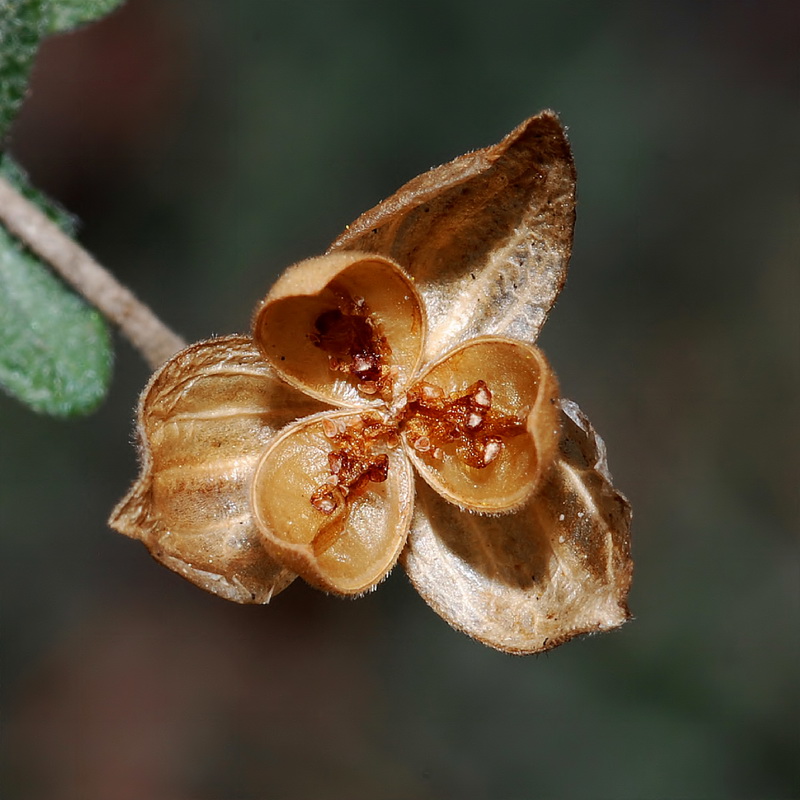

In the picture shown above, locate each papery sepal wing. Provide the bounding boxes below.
[109,336,328,603]
[402,399,632,654]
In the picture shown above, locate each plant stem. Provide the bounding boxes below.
[0,176,185,369]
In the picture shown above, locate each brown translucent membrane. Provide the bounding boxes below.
[402,337,560,513]
[403,399,633,655]
[251,410,415,595]
[109,336,327,603]
[253,252,425,408]
[330,111,576,363]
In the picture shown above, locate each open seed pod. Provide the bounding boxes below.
[252,252,425,407]
[111,111,633,654]
[251,410,415,594]
[402,337,560,513]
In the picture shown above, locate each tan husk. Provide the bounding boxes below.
[109,336,326,603]
[252,252,425,407]
[402,398,633,654]
[110,111,633,655]
[404,337,560,513]
[330,111,576,363]
[250,410,415,595]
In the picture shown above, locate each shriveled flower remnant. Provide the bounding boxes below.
[110,111,632,654]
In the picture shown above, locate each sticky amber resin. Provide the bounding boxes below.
[401,379,525,468]
[401,338,560,513]
[310,295,394,399]
[310,414,394,517]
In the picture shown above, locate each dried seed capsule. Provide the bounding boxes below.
[252,253,425,407]
[251,412,415,595]
[402,337,560,513]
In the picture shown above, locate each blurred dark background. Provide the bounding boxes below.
[2,1,798,798]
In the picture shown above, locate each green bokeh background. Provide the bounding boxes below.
[2,1,797,797]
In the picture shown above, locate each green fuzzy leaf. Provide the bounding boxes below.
[45,0,126,35]
[0,156,112,416]
[0,224,113,416]
[0,0,123,416]
[0,0,45,141]
[0,0,126,140]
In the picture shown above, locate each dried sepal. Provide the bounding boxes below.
[251,410,415,595]
[253,252,425,407]
[109,336,327,603]
[330,111,576,362]
[402,398,632,654]
[403,337,560,513]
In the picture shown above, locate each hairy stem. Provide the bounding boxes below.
[0,176,185,369]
